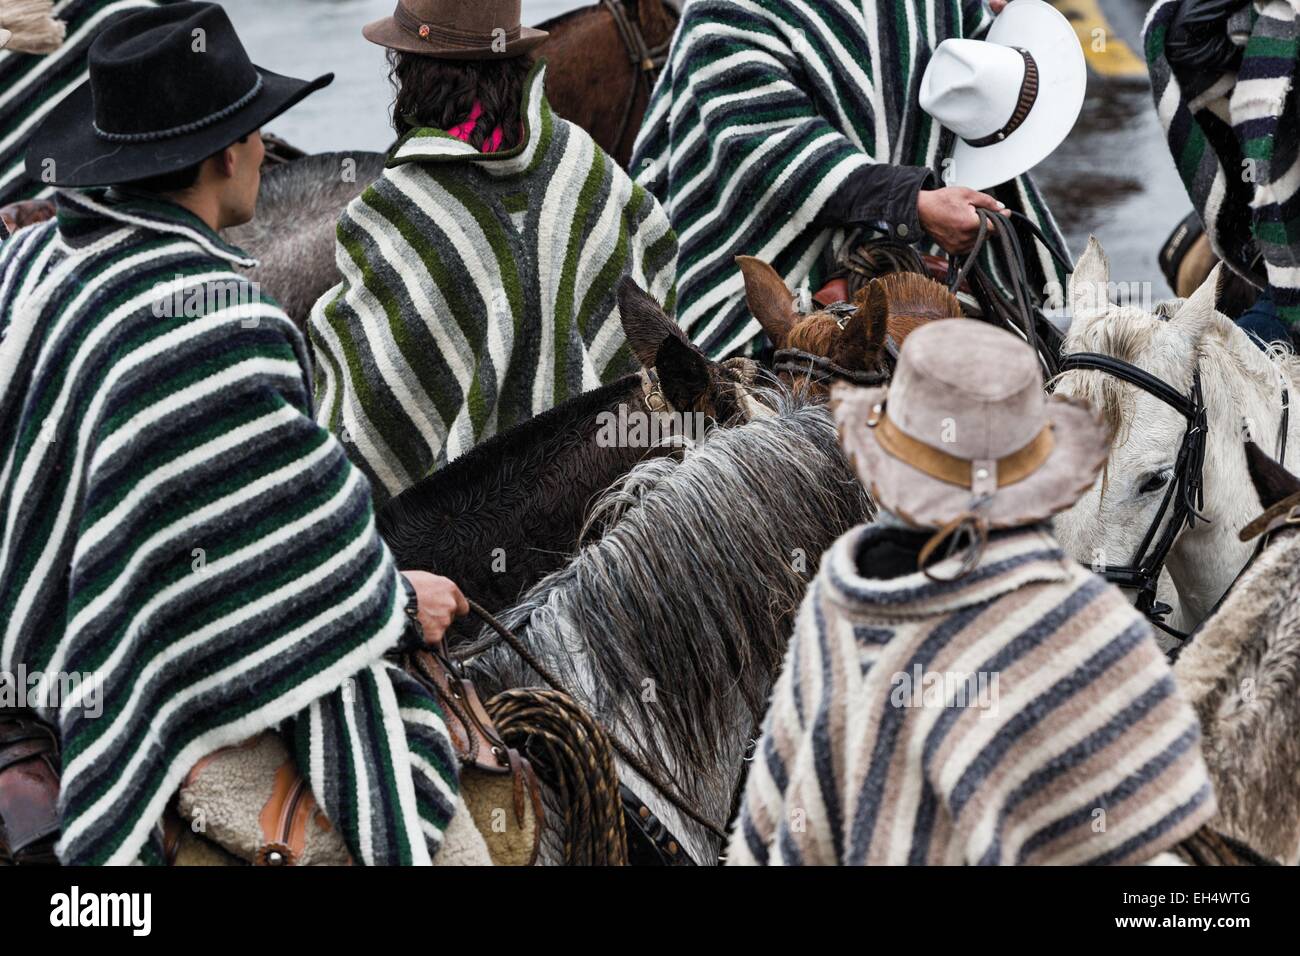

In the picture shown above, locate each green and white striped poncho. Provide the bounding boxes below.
[1147,0,1300,326]
[0,189,460,865]
[0,0,160,205]
[632,0,1069,358]
[310,62,678,508]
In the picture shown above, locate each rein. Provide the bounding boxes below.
[464,599,730,845]
[1057,353,1208,644]
[603,0,672,154]
[949,208,1070,378]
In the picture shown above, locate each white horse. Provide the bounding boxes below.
[1053,238,1300,632]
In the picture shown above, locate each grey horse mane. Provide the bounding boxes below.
[464,387,871,800]
[223,151,387,331]
[1175,529,1300,863]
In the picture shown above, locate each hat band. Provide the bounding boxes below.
[393,3,522,47]
[93,75,264,144]
[871,411,1055,490]
[962,47,1038,149]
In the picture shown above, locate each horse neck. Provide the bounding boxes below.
[1166,330,1298,622]
[1174,530,1300,863]
[468,609,755,865]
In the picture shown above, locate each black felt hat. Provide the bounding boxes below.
[25,2,332,187]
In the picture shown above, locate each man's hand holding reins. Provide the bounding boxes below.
[400,571,470,644]
[917,187,1010,255]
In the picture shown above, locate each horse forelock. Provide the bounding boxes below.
[467,387,871,802]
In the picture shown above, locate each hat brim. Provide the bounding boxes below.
[25,67,334,188]
[361,17,548,59]
[832,383,1111,530]
[946,0,1087,190]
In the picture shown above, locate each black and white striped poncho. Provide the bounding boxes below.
[0,0,161,206]
[632,0,1070,358]
[1146,0,1300,328]
[0,189,460,865]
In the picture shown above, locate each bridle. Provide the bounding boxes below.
[771,347,889,387]
[1058,349,1291,647]
[1056,353,1209,642]
[771,302,890,388]
[603,0,673,155]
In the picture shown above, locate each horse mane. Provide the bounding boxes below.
[1055,302,1300,448]
[1174,529,1300,862]
[379,373,641,532]
[861,272,962,345]
[464,388,871,794]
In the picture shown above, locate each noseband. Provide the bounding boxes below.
[771,348,889,387]
[1057,353,1209,641]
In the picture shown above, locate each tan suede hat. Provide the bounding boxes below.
[832,319,1110,530]
[363,0,547,59]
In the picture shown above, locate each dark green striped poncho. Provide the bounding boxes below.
[0,0,161,205]
[310,62,679,508]
[1146,0,1300,326]
[631,0,1069,358]
[0,189,460,865]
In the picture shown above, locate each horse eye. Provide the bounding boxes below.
[1138,469,1173,495]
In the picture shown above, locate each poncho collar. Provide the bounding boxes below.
[825,523,1073,619]
[387,60,549,177]
[54,187,258,268]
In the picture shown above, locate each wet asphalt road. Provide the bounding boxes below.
[222,0,1182,297]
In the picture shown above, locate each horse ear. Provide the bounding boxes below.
[833,280,888,371]
[1244,439,1300,509]
[1068,236,1110,327]
[654,333,712,412]
[736,255,799,347]
[1172,262,1224,344]
[619,276,690,370]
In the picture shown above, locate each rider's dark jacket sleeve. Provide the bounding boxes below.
[1166,0,1249,73]
[814,163,936,242]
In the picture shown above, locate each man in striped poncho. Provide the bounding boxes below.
[310,7,678,507]
[0,0,166,207]
[731,321,1216,865]
[632,0,1071,358]
[1147,0,1300,338]
[0,3,476,866]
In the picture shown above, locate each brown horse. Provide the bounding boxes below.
[535,0,678,168]
[735,255,963,396]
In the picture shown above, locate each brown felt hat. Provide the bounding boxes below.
[832,319,1110,530]
[363,0,548,59]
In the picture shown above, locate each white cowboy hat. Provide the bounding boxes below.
[919,0,1086,191]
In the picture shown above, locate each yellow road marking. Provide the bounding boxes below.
[1049,0,1148,78]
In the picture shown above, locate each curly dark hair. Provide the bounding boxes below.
[387,51,532,151]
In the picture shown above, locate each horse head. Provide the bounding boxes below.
[1052,237,1300,630]
[618,276,766,424]
[736,255,960,396]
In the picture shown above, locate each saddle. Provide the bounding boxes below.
[0,709,61,865]
[405,637,545,866]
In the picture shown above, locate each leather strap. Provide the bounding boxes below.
[869,409,1055,490]
[1239,490,1300,541]
[962,48,1039,148]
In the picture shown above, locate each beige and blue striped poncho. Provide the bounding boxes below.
[0,189,460,865]
[730,524,1216,865]
[310,61,678,508]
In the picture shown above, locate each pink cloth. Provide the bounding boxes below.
[446,101,504,153]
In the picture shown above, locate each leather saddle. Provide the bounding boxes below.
[0,709,61,865]
[405,639,545,865]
